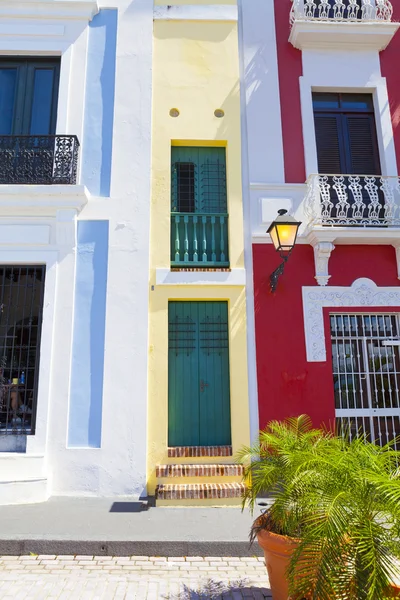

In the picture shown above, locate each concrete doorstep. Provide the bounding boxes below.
[0,497,263,557]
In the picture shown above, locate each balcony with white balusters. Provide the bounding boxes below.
[289,0,398,50]
[302,174,400,250]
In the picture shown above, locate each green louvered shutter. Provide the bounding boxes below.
[171,147,229,267]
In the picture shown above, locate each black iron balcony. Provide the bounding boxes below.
[0,135,79,185]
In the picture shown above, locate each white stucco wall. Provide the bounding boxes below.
[0,0,153,503]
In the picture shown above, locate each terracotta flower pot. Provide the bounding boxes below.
[388,584,400,598]
[257,527,303,600]
[257,525,400,600]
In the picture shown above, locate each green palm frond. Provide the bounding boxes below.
[237,414,400,599]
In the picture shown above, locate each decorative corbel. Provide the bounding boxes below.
[313,242,335,286]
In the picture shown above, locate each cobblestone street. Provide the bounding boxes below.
[0,556,271,599]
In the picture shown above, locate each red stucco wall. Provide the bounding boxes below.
[257,6,400,429]
[274,0,305,183]
[253,244,400,429]
[275,1,400,182]
[380,8,400,173]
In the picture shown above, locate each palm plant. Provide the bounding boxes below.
[237,415,400,600]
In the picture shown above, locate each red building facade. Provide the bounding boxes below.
[241,0,400,445]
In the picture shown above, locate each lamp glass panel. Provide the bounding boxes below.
[269,226,280,251]
[275,223,297,250]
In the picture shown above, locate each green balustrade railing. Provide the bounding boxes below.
[171,213,229,268]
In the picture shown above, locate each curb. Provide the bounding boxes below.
[0,540,263,557]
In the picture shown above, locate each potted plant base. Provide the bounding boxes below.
[258,525,400,600]
[255,516,317,600]
[388,584,400,598]
[257,527,302,600]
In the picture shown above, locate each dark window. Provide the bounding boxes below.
[176,162,196,213]
[0,266,45,435]
[171,146,227,214]
[0,58,60,136]
[313,92,381,175]
[312,93,383,225]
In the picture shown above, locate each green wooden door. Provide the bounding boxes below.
[168,301,231,447]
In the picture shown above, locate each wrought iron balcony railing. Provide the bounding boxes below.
[304,174,400,227]
[0,135,79,185]
[290,0,393,23]
[171,212,229,268]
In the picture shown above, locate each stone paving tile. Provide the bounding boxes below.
[0,556,271,599]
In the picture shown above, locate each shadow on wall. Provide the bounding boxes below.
[68,221,109,449]
[81,9,118,197]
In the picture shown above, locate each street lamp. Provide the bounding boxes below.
[267,209,301,292]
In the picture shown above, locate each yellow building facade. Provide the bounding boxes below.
[148,0,250,505]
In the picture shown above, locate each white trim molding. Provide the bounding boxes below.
[156,268,246,286]
[313,241,335,286]
[153,5,238,22]
[289,21,399,52]
[302,277,400,362]
[0,185,89,217]
[300,75,398,181]
[0,1,99,21]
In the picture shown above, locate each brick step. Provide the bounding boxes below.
[155,482,246,501]
[168,445,232,458]
[156,464,244,478]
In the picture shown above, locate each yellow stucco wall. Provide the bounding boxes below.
[148,8,250,493]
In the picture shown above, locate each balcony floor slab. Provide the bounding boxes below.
[289,20,400,51]
[0,185,90,217]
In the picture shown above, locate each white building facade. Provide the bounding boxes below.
[0,0,153,504]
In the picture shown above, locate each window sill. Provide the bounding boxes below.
[156,268,246,286]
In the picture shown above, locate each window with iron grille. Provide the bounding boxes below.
[330,313,400,451]
[0,266,45,435]
[171,146,229,268]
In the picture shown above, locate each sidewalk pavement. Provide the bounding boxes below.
[0,497,263,557]
[0,555,271,599]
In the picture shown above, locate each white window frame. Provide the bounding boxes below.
[300,75,398,179]
[0,2,98,176]
[0,250,57,455]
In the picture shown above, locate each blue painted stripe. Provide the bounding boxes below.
[68,220,109,448]
[81,9,118,197]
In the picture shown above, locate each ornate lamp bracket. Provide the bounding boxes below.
[270,251,292,293]
[313,242,335,287]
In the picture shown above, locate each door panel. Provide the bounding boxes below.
[28,68,58,135]
[314,114,346,175]
[0,68,18,134]
[168,302,200,447]
[344,114,381,176]
[168,301,231,447]
[198,302,231,446]
[0,59,60,136]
